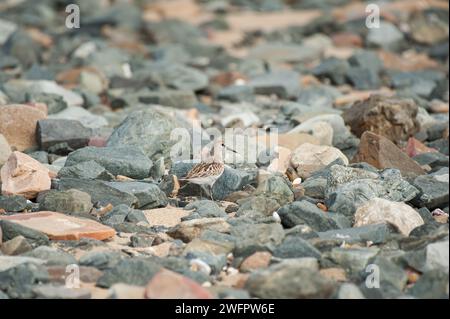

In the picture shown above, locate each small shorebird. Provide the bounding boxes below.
[179,139,235,201]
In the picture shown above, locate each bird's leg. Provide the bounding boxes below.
[209,185,215,202]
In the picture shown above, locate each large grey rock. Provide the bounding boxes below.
[107,109,189,162]
[424,240,449,272]
[254,174,294,206]
[317,224,391,244]
[57,178,137,207]
[245,260,336,298]
[231,223,285,257]
[273,237,321,259]
[184,200,227,219]
[105,182,168,209]
[79,251,123,270]
[329,247,379,274]
[407,270,449,299]
[38,189,93,215]
[213,167,257,201]
[0,195,30,212]
[65,146,151,179]
[36,119,91,151]
[325,165,419,216]
[0,257,48,298]
[96,258,162,288]
[277,200,339,232]
[57,160,114,181]
[412,175,449,210]
[101,204,131,225]
[368,256,408,291]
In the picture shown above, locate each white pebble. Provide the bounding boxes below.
[190,259,212,275]
[272,211,281,223]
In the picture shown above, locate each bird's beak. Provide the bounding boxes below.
[222,143,237,153]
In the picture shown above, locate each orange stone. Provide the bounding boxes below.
[0,104,47,151]
[320,267,347,282]
[239,251,272,272]
[144,206,190,228]
[331,32,363,47]
[1,151,52,199]
[0,211,115,241]
[145,269,214,299]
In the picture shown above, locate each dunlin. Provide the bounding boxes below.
[180,139,235,201]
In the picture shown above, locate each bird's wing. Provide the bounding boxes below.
[184,162,224,179]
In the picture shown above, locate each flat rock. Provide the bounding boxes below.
[65,146,152,180]
[354,198,424,236]
[36,119,91,151]
[57,178,137,207]
[352,131,425,177]
[0,211,115,241]
[145,269,214,299]
[273,237,321,259]
[144,206,190,228]
[343,95,419,144]
[317,224,390,244]
[1,151,51,199]
[0,104,47,151]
